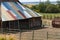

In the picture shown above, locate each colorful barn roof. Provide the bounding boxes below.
[1,2,41,21]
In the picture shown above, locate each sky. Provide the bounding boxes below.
[19,0,57,2]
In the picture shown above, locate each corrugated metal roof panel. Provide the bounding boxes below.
[1,2,42,21]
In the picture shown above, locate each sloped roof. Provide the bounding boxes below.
[1,2,41,21]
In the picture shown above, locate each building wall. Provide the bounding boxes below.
[1,17,42,29]
[2,19,29,29]
[29,17,42,28]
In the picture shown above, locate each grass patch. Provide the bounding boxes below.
[40,13,60,19]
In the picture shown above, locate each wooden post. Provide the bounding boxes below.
[1,20,2,33]
[47,32,48,40]
[18,20,21,40]
[32,30,34,40]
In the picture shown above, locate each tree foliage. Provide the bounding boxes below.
[30,0,60,13]
[45,4,60,13]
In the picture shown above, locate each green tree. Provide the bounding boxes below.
[31,5,40,13]
[45,4,60,13]
[39,2,47,13]
[57,0,60,12]
[30,0,60,13]
[57,0,60,8]
[45,0,51,5]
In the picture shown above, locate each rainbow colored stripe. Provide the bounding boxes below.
[1,2,41,21]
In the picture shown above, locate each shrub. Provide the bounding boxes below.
[0,38,6,40]
[9,38,14,40]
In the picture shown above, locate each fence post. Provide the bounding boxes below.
[18,20,21,40]
[32,30,34,40]
[47,32,48,40]
[20,31,21,40]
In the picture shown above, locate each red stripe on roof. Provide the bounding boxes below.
[7,10,17,20]
[18,10,26,18]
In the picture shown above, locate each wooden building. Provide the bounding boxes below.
[0,0,42,29]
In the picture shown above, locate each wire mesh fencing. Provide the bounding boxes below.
[0,28,60,40]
